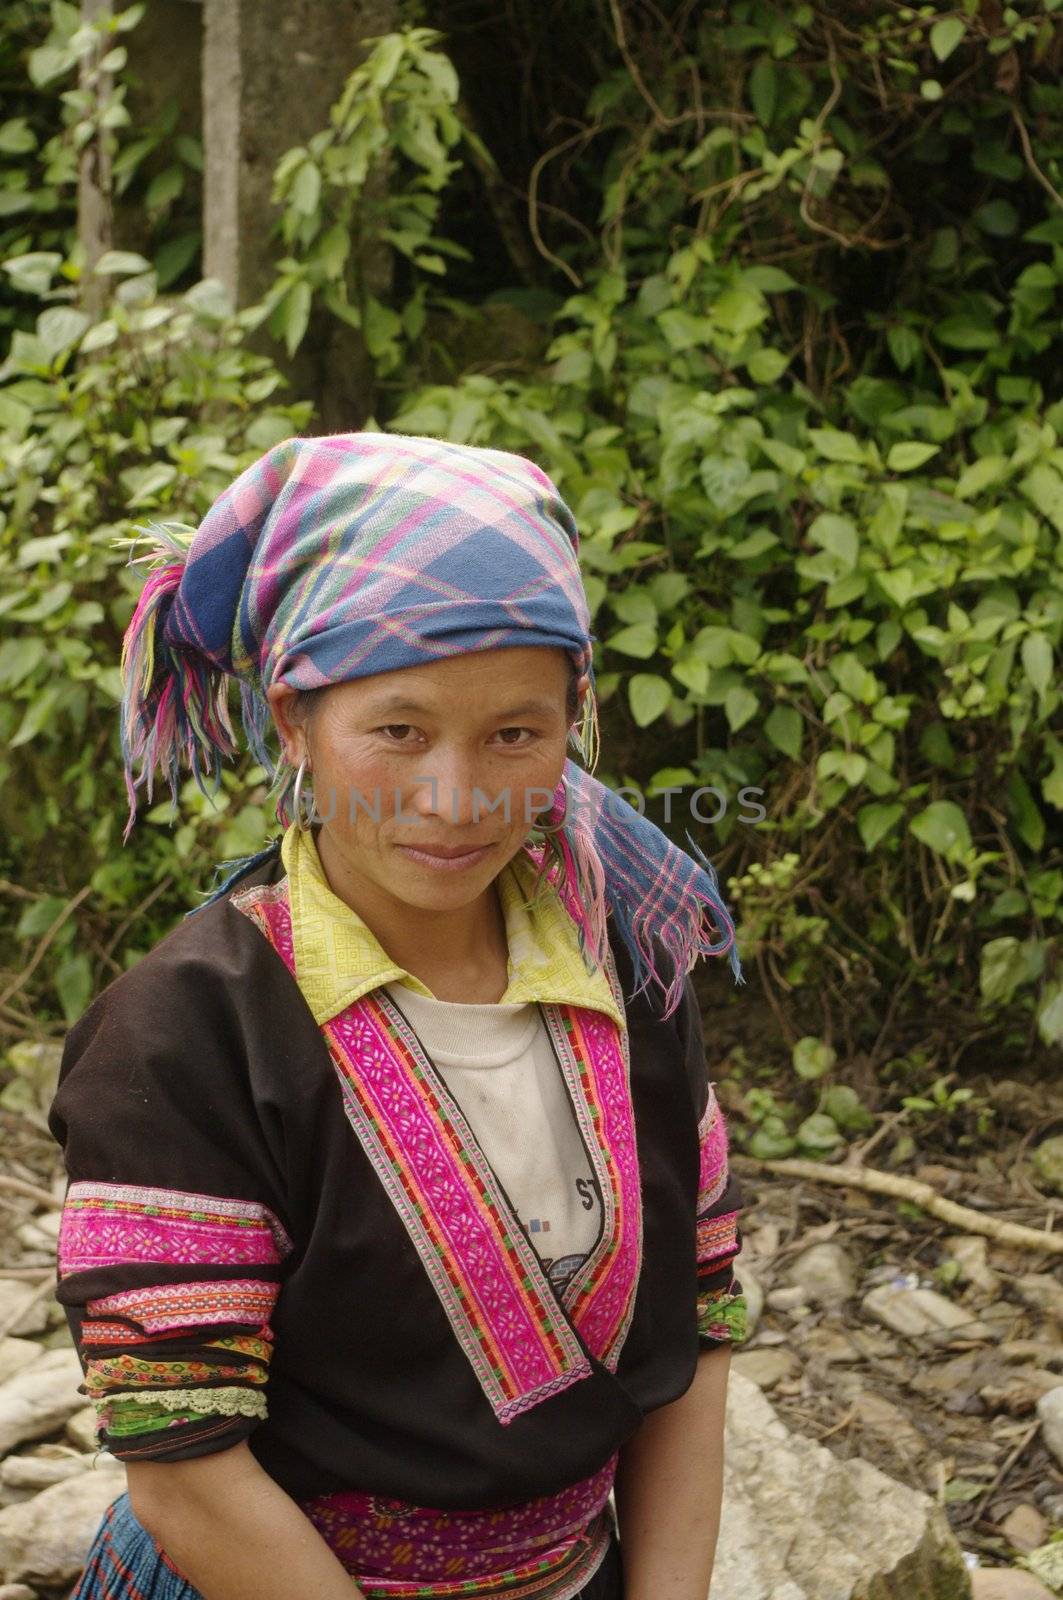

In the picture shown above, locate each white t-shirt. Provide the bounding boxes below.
[383,982,604,1293]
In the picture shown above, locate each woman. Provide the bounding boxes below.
[48,432,748,1600]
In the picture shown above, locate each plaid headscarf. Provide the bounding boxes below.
[119,432,743,1016]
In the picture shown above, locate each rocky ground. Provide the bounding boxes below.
[0,1067,1060,1598]
[723,1060,1063,1600]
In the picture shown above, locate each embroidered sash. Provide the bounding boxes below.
[230,877,642,1425]
[296,1450,618,1598]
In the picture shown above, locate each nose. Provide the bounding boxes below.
[405,753,510,830]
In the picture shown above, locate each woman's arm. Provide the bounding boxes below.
[128,1440,365,1600]
[613,1344,732,1600]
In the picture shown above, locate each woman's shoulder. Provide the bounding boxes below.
[65,843,290,1048]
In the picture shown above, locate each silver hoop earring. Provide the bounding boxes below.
[535,777,569,837]
[291,756,313,833]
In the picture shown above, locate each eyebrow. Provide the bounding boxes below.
[362,695,561,720]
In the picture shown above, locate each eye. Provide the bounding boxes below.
[376,724,420,743]
[494,727,536,747]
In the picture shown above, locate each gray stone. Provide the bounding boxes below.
[0,1584,37,1600]
[0,1468,125,1587]
[730,1347,798,1390]
[979,1368,1063,1416]
[765,1284,809,1312]
[785,1242,858,1305]
[1036,1385,1063,1471]
[942,1235,1001,1295]
[0,1345,42,1391]
[0,1288,46,1341]
[1031,1135,1063,1196]
[63,1407,98,1454]
[712,1371,972,1600]
[970,1572,1057,1600]
[862,1284,993,1346]
[998,1504,1048,1554]
[0,1351,85,1455]
[1013,1274,1063,1324]
[0,1452,90,1494]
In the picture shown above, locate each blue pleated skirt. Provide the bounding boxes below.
[71,1490,625,1600]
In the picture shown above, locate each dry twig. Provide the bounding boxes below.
[735,1155,1063,1255]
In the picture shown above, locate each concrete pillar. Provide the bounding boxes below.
[78,0,114,313]
[202,0,396,306]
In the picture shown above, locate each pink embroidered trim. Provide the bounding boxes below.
[541,973,642,1375]
[696,1084,729,1213]
[298,1449,618,1596]
[696,1211,739,1269]
[84,1278,281,1334]
[58,1181,293,1275]
[230,875,643,1423]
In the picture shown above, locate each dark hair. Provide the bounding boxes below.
[290,656,581,728]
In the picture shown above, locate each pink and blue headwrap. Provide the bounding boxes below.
[119,432,743,1017]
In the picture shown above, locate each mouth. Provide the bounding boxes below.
[393,841,498,867]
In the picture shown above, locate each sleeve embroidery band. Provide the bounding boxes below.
[56,1180,293,1459]
[694,1083,748,1347]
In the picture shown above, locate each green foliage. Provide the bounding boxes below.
[2,0,1062,1072]
[0,257,310,1024]
[263,26,481,366]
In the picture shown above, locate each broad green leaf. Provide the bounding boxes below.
[980,937,1040,1005]
[10,685,62,747]
[975,200,1018,237]
[749,58,777,125]
[711,287,768,336]
[808,513,859,572]
[1007,769,1044,853]
[629,674,672,727]
[607,623,657,659]
[1037,981,1063,1047]
[759,438,805,475]
[1022,632,1052,696]
[724,686,759,731]
[955,455,1007,499]
[94,250,153,277]
[910,800,971,861]
[291,161,322,217]
[729,528,779,560]
[886,441,939,472]
[876,569,915,610]
[764,704,802,758]
[56,952,93,1025]
[808,428,866,465]
[857,802,904,851]
[1020,463,1063,535]
[36,307,89,358]
[930,17,965,60]
[746,347,789,383]
[793,1036,836,1080]
[887,325,921,372]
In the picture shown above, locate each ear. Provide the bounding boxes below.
[265,682,308,767]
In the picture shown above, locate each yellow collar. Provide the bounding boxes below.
[279,824,625,1031]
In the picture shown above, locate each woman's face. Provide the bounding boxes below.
[267,645,584,914]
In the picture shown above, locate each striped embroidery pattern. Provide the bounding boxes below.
[696,1210,740,1272]
[697,1286,748,1344]
[298,1450,618,1597]
[59,1181,293,1275]
[232,878,641,1420]
[540,956,642,1374]
[84,1278,280,1335]
[358,992,592,1422]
